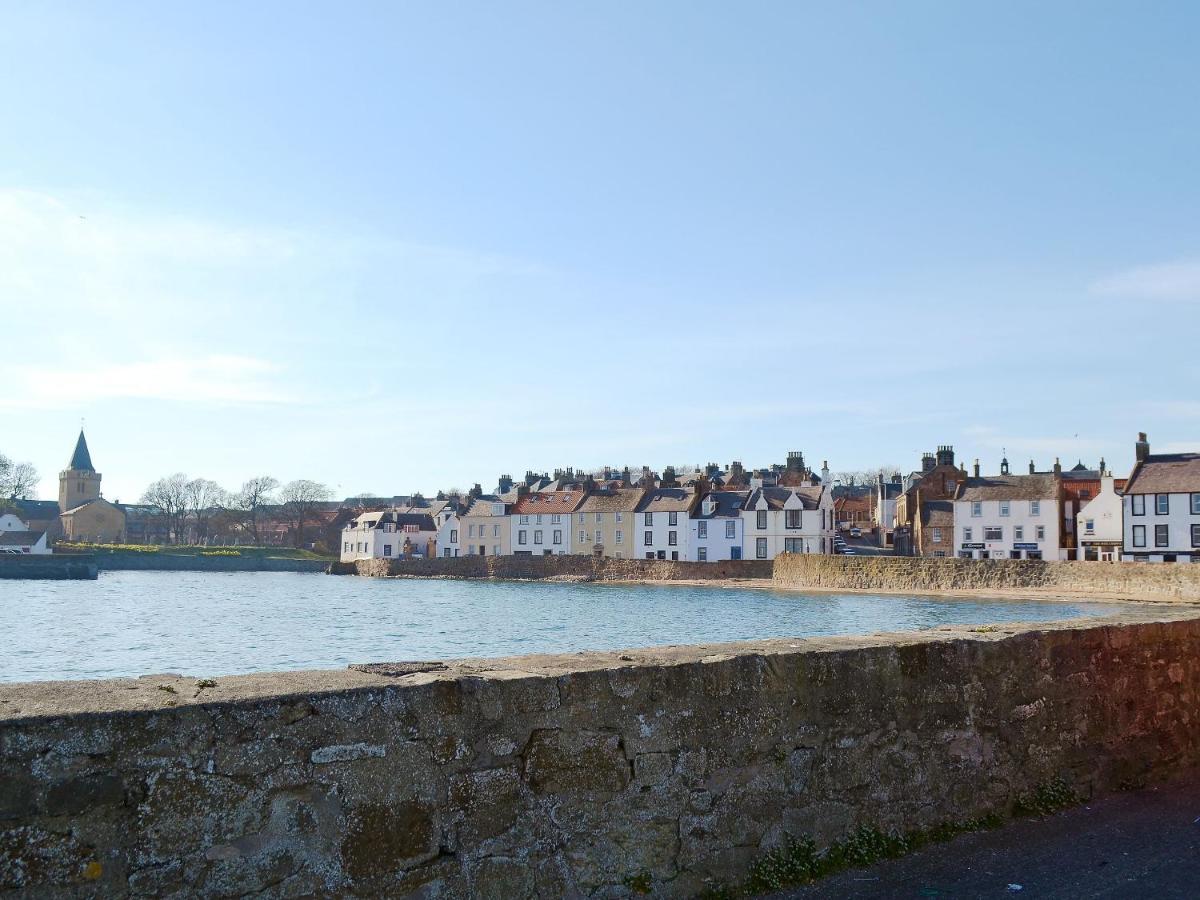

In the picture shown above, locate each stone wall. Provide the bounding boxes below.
[4,608,1200,896]
[89,552,329,573]
[335,554,774,581]
[773,553,1200,602]
[0,554,97,580]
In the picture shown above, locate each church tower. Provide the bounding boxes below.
[59,429,102,513]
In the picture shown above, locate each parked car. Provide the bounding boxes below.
[849,527,862,538]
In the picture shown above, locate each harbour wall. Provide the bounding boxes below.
[0,554,98,580]
[88,551,329,573]
[334,554,774,581]
[773,553,1200,602]
[3,608,1200,896]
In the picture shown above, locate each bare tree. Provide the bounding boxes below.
[830,467,902,488]
[0,453,40,500]
[279,479,333,548]
[141,473,191,543]
[236,476,279,546]
[184,478,229,544]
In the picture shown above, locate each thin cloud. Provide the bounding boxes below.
[1091,260,1200,301]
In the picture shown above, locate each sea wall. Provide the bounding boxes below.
[335,554,774,581]
[88,551,328,573]
[0,554,97,580]
[773,553,1200,602]
[3,608,1200,897]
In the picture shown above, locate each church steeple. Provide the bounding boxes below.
[69,429,94,472]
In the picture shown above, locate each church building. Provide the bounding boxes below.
[57,430,127,543]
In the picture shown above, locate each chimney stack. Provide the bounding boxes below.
[1135,432,1150,463]
[1053,457,1062,476]
[973,459,980,478]
[921,452,935,473]
[936,445,955,467]
[1029,459,1036,475]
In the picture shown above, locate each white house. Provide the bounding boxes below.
[510,490,586,555]
[741,484,834,560]
[340,511,438,562]
[1121,433,1200,563]
[1075,474,1123,561]
[0,512,29,534]
[635,488,697,560]
[689,490,748,561]
[0,529,51,554]
[873,473,902,547]
[953,470,1062,560]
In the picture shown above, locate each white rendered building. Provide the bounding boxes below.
[741,482,834,560]
[1122,433,1200,563]
[689,491,748,561]
[953,469,1062,560]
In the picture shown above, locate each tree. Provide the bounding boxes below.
[0,453,40,500]
[141,473,190,543]
[184,478,229,544]
[236,476,279,546]
[278,480,333,548]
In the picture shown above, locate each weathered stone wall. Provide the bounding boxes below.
[4,609,1200,897]
[90,552,328,573]
[773,553,1200,602]
[0,554,97,580]
[336,554,774,581]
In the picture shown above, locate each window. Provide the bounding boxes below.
[784,538,803,553]
[615,512,623,523]
[343,541,350,552]
[697,521,708,539]
[932,528,943,543]
[785,509,801,529]
[984,526,1002,541]
[645,512,653,526]
[644,531,653,546]
[449,529,457,543]
[1157,494,1170,515]
[933,551,946,557]
[1084,519,1095,535]
[946,480,957,494]
[551,514,561,524]
[579,530,587,544]
[963,526,973,541]
[1132,495,1145,516]
[553,530,562,545]
[493,524,500,537]
[1192,524,1200,548]
[971,501,982,517]
[535,515,543,525]
[468,524,476,537]
[1035,525,1045,540]
[756,538,768,559]
[534,530,543,545]
[725,521,736,539]
[518,530,527,545]
[757,510,767,530]
[594,512,601,523]
[1133,525,1146,547]
[383,544,392,556]
[1080,489,1091,500]
[1155,524,1170,548]
[669,512,678,526]
[1013,526,1023,541]
[492,545,499,556]
[999,501,1010,517]
[614,529,623,544]
[520,515,529,524]
[697,547,708,561]
[579,513,586,523]
[668,530,677,546]
[595,531,602,543]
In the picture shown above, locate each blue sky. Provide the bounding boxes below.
[2,1,1198,502]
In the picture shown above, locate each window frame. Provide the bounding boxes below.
[1155,523,1170,548]
[1132,494,1145,516]
[1156,494,1170,516]
[756,537,768,559]
[1133,524,1146,548]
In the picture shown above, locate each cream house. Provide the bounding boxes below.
[577,488,645,558]
[460,494,517,557]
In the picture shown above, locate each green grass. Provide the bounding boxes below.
[55,542,334,560]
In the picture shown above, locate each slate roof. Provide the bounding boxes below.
[348,511,436,532]
[579,489,644,513]
[68,430,94,472]
[0,530,44,546]
[7,499,60,522]
[920,500,955,527]
[511,491,587,515]
[691,491,749,519]
[955,474,1057,502]
[463,496,512,518]
[746,485,824,511]
[634,488,696,514]
[1124,453,1200,495]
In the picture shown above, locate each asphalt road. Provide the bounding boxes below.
[772,774,1200,898]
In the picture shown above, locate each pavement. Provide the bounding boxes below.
[772,773,1200,899]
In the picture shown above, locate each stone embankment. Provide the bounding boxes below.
[332,554,774,581]
[773,554,1200,603]
[4,608,1200,896]
[0,554,97,580]
[90,551,328,573]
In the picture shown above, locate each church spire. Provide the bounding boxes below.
[69,429,94,472]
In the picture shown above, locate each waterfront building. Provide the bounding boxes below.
[689,489,748,561]
[577,488,645,558]
[510,490,588,555]
[741,480,834,560]
[340,510,437,562]
[1076,474,1124,561]
[873,472,903,547]
[1121,433,1200,563]
[894,446,964,556]
[57,430,127,543]
[460,487,521,557]
[953,462,1062,560]
[635,487,699,560]
[0,529,51,554]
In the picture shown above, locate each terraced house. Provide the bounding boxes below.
[577,488,644,558]
[742,468,835,559]
[1122,432,1200,563]
[689,489,748,561]
[953,462,1062,560]
[460,489,520,557]
[339,510,437,562]
[510,490,587,555]
[635,487,698,560]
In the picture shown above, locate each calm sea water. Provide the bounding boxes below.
[0,572,1125,683]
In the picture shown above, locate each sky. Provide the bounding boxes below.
[1,1,1198,503]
